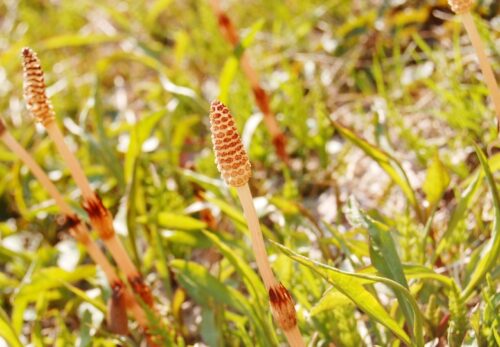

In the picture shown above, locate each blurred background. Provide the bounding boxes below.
[0,0,499,346]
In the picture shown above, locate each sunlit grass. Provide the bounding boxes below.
[0,0,499,346]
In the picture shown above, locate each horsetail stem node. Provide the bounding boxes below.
[0,117,5,136]
[22,47,55,126]
[107,281,130,335]
[448,0,473,14]
[209,100,305,347]
[269,283,298,331]
[82,192,116,240]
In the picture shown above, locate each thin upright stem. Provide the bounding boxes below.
[236,183,306,347]
[208,0,289,162]
[0,125,153,334]
[285,326,306,347]
[45,122,94,200]
[236,184,277,289]
[461,12,500,126]
[1,131,71,215]
[21,47,171,343]
[209,100,305,346]
[43,120,155,307]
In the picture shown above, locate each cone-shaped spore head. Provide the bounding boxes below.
[209,100,251,187]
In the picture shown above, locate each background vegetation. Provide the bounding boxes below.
[0,0,499,346]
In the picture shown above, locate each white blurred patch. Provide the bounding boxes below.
[304,60,316,80]
[57,239,80,271]
[326,139,343,155]
[117,133,130,153]
[401,61,434,86]
[318,190,337,223]
[113,195,129,236]
[78,301,104,334]
[2,232,41,253]
[269,70,289,90]
[48,170,63,181]
[142,136,159,152]
[253,196,268,215]
[242,112,263,151]
[321,35,338,53]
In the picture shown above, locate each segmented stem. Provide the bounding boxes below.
[20,49,170,343]
[209,100,305,346]
[208,1,289,162]
[236,184,277,288]
[0,122,153,334]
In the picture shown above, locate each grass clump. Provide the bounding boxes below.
[0,1,499,346]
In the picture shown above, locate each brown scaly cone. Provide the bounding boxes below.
[448,0,473,14]
[209,100,251,187]
[21,47,56,126]
[269,283,298,331]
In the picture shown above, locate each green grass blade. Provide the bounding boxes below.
[272,241,420,346]
[462,145,500,300]
[60,281,107,313]
[346,198,416,333]
[434,172,482,261]
[360,264,452,287]
[332,121,422,220]
[423,154,450,208]
[201,231,267,298]
[0,307,23,347]
[170,259,276,345]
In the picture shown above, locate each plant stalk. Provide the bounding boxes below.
[236,184,306,347]
[461,12,500,127]
[0,124,154,335]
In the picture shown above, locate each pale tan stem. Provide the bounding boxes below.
[1,129,118,283]
[42,120,154,306]
[208,0,288,162]
[1,131,72,215]
[240,55,283,137]
[45,122,94,200]
[83,237,119,283]
[461,12,500,125]
[209,101,302,344]
[208,0,220,12]
[0,126,151,330]
[240,54,260,88]
[236,184,278,289]
[236,183,306,346]
[284,326,307,347]
[105,236,141,282]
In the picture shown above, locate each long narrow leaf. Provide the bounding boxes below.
[0,307,23,347]
[462,146,500,299]
[332,121,422,220]
[272,241,425,346]
[346,198,415,331]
